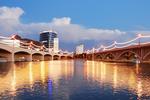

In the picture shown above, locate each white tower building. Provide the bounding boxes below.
[53,38,59,53]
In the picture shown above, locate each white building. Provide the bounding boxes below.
[76,44,84,54]
[53,38,59,53]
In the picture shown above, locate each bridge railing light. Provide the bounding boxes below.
[103,48,106,51]
[29,41,32,47]
[114,41,117,44]
[137,34,142,38]
[11,35,16,40]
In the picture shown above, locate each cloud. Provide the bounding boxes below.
[0,6,128,43]
[0,6,23,20]
[51,17,71,26]
[0,6,24,34]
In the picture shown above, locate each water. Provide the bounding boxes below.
[0,60,150,100]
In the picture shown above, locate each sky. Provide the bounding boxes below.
[0,0,150,51]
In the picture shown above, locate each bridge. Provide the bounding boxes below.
[0,36,73,62]
[75,34,150,63]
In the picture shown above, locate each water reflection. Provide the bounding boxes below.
[29,62,33,87]
[113,65,117,90]
[0,60,74,99]
[0,60,150,99]
[11,63,16,96]
[84,61,150,99]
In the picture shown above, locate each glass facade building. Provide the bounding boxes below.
[40,31,58,48]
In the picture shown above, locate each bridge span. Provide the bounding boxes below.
[0,36,73,62]
[75,34,150,63]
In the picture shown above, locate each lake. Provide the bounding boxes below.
[0,60,150,100]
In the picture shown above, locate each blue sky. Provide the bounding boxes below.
[0,0,150,51]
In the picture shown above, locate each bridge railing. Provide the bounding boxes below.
[0,36,73,56]
[0,37,20,47]
[0,36,50,53]
[85,34,150,54]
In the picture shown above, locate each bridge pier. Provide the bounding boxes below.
[29,54,32,62]
[52,55,54,60]
[10,53,14,62]
[42,55,44,61]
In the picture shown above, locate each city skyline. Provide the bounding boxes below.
[0,0,150,51]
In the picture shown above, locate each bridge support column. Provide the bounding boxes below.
[29,54,32,61]
[42,55,44,61]
[10,53,14,62]
[52,55,54,60]
[59,56,61,60]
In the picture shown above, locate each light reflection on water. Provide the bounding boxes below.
[0,60,150,100]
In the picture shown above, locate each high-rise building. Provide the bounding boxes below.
[40,30,58,49]
[76,44,84,54]
[53,38,59,53]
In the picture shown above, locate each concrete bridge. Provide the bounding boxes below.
[74,34,150,63]
[0,36,73,62]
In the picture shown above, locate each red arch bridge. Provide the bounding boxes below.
[74,34,150,63]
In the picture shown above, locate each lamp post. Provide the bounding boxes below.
[11,35,16,52]
[41,45,44,52]
[11,35,16,62]
[138,34,142,46]
[29,41,33,62]
[92,48,95,61]
[30,41,33,50]
[138,34,142,63]
[114,41,117,49]
[41,45,44,54]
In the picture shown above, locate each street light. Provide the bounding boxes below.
[40,45,45,56]
[30,41,33,50]
[114,41,117,49]
[11,35,16,39]
[137,34,142,46]
[138,34,142,38]
[11,35,16,52]
[114,41,117,44]
[137,34,142,63]
[42,45,45,52]
[92,48,95,60]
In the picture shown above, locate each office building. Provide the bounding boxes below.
[40,30,58,48]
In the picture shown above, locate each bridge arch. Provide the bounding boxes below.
[32,53,44,61]
[14,51,31,62]
[117,50,141,61]
[87,54,92,60]
[104,53,115,60]
[44,54,52,61]
[60,56,67,60]
[0,48,12,62]
[67,56,73,59]
[53,55,60,60]
[0,44,13,53]
[14,49,30,54]
[95,54,103,60]
[143,52,150,61]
